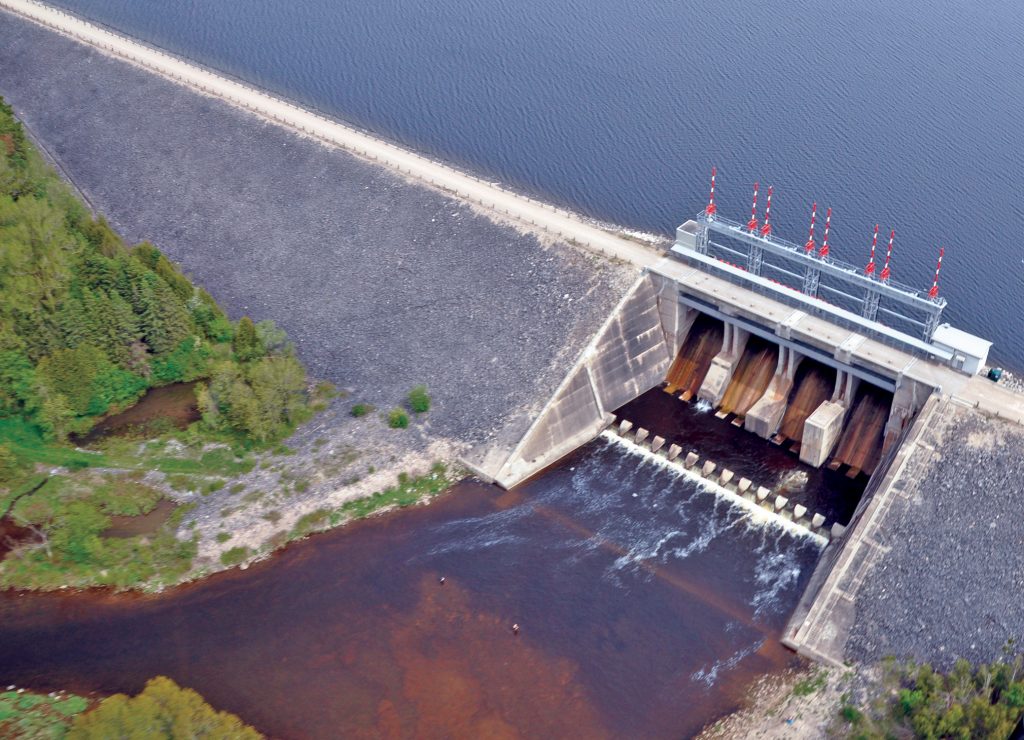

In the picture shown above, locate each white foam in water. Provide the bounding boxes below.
[750,549,805,617]
[690,637,765,687]
[599,431,828,545]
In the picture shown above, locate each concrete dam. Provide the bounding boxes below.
[468,176,994,554]
[467,175,1024,668]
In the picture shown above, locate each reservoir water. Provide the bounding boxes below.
[40,0,1024,370]
[0,435,821,738]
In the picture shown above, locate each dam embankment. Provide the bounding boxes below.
[0,4,637,449]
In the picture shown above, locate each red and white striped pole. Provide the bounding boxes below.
[759,185,773,237]
[804,202,817,254]
[928,247,944,299]
[865,224,878,276]
[880,229,894,282]
[747,182,759,232]
[817,207,832,258]
[705,166,717,217]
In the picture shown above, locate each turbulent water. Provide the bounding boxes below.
[0,438,823,738]
[40,0,1024,369]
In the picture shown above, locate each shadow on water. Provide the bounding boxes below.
[73,382,200,446]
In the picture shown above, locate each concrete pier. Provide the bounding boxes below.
[799,371,859,467]
[697,323,747,406]
[745,346,802,438]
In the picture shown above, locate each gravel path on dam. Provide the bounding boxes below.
[0,10,634,446]
[846,407,1024,668]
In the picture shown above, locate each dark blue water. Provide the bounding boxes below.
[44,0,1024,368]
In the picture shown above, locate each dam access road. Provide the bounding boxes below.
[5,0,1024,682]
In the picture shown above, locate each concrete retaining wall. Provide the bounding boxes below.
[471,274,672,489]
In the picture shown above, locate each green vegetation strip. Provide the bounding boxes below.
[289,463,455,541]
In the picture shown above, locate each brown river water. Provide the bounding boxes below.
[0,390,850,738]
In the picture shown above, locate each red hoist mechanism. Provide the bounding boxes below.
[804,202,817,254]
[705,166,717,217]
[865,224,878,277]
[759,185,773,237]
[880,230,894,282]
[697,168,948,301]
[816,207,831,259]
[928,247,944,300]
[747,182,759,232]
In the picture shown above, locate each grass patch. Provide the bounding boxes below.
[330,462,453,524]
[215,532,231,544]
[0,417,108,472]
[262,509,281,524]
[219,546,250,567]
[0,473,196,590]
[350,403,373,418]
[792,669,827,697]
[242,489,265,504]
[290,508,331,539]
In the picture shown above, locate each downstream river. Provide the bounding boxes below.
[0,427,824,738]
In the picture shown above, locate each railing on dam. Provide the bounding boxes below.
[680,214,946,342]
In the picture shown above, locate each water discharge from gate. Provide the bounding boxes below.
[831,385,892,476]
[778,362,836,443]
[665,314,723,398]
[719,336,778,418]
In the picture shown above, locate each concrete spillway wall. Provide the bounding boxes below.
[470,255,956,489]
[469,274,672,489]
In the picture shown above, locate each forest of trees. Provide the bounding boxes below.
[0,96,309,456]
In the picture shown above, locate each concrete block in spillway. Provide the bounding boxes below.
[800,400,847,467]
[474,275,672,489]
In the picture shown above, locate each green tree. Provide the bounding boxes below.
[36,344,106,415]
[190,289,232,343]
[0,443,17,481]
[134,273,192,357]
[232,317,264,363]
[68,676,262,739]
[0,348,36,415]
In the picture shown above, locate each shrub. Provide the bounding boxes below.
[68,676,262,739]
[407,385,430,413]
[387,408,409,429]
[0,443,17,481]
[219,546,250,567]
[232,317,264,363]
[350,403,372,418]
